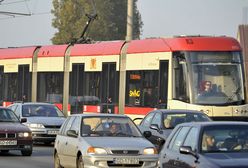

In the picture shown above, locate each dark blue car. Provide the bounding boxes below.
[159,121,248,168]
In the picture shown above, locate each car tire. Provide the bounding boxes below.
[54,152,63,168]
[77,155,84,168]
[21,149,32,156]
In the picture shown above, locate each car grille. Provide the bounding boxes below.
[44,125,61,129]
[0,133,16,139]
[107,161,143,167]
[111,150,139,155]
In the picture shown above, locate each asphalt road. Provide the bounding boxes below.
[0,144,54,168]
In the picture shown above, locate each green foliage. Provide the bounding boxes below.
[51,0,143,44]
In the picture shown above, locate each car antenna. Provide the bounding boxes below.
[70,0,97,45]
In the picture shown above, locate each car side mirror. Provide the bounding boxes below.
[143,131,152,138]
[150,124,159,131]
[20,118,27,123]
[67,130,78,138]
[150,124,163,134]
[179,146,199,160]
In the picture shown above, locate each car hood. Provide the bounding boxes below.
[0,122,30,132]
[84,137,154,149]
[26,117,65,126]
[204,152,248,167]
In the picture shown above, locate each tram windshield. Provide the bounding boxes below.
[187,51,245,105]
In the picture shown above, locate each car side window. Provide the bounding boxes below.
[61,117,75,136]
[141,112,155,127]
[151,112,161,127]
[169,126,190,152]
[70,117,81,134]
[183,127,198,151]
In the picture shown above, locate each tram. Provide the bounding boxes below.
[0,36,247,120]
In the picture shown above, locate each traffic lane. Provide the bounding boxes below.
[0,144,54,168]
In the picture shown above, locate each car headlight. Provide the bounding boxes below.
[25,123,45,128]
[143,147,158,155]
[18,132,31,138]
[87,147,107,155]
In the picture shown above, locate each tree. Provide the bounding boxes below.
[51,0,143,44]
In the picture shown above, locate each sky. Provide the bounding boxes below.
[0,0,247,48]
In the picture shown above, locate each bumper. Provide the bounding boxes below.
[30,128,60,142]
[83,155,158,168]
[0,139,32,151]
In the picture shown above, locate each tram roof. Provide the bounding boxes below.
[70,41,125,56]
[37,44,69,57]
[0,46,37,59]
[127,36,241,54]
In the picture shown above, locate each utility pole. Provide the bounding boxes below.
[126,0,134,41]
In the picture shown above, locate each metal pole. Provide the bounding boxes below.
[126,0,133,41]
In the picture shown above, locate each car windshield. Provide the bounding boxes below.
[81,116,142,137]
[22,104,64,117]
[163,112,211,129]
[201,125,248,153]
[0,109,19,122]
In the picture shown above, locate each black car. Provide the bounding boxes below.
[159,121,248,168]
[137,109,211,152]
[0,107,32,156]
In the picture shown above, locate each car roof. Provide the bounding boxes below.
[154,109,205,114]
[177,121,248,127]
[70,113,129,118]
[12,102,56,106]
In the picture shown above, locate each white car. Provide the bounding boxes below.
[54,113,158,168]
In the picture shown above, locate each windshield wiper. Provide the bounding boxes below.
[226,87,241,103]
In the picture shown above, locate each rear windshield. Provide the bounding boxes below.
[163,112,211,129]
[22,104,64,117]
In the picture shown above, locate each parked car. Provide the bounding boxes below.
[159,121,248,168]
[54,113,159,168]
[137,109,211,152]
[0,107,32,156]
[8,102,66,145]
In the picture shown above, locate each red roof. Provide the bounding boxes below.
[70,41,124,56]
[38,45,69,57]
[127,37,241,54]
[0,47,37,59]
[164,36,241,51]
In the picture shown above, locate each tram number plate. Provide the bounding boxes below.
[0,140,17,146]
[47,130,59,135]
[114,158,139,164]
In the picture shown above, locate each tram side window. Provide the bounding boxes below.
[126,70,158,107]
[37,72,64,103]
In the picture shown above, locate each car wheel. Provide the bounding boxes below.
[77,155,84,168]
[21,149,32,156]
[1,150,9,153]
[54,152,63,168]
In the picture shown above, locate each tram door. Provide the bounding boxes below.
[18,65,31,102]
[0,66,4,105]
[70,64,84,114]
[101,63,119,113]
[158,61,169,108]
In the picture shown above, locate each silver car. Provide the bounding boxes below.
[54,114,158,168]
[8,102,66,145]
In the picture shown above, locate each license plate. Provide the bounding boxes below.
[47,130,59,135]
[114,158,139,164]
[0,140,17,146]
